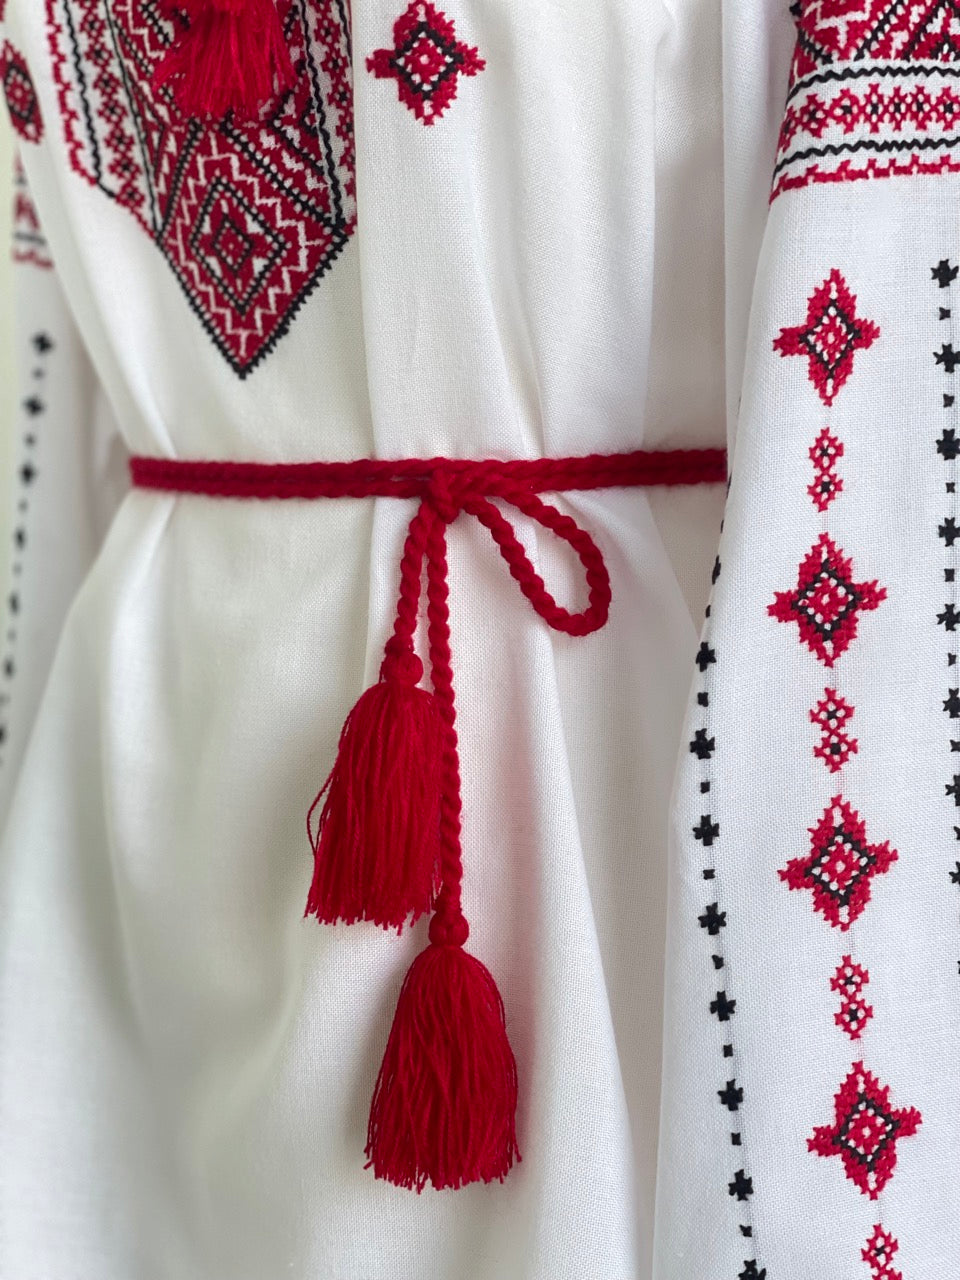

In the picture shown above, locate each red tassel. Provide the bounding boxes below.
[153,0,295,121]
[305,646,443,930]
[366,913,520,1192]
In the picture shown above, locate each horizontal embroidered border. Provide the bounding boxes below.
[772,64,960,202]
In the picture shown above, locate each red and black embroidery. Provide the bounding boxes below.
[808,1061,921,1199]
[1,40,42,144]
[779,795,898,930]
[809,426,844,511]
[773,3,960,200]
[45,0,356,377]
[12,155,53,270]
[862,1223,904,1280]
[367,1,484,124]
[774,271,880,405]
[769,532,886,666]
[831,954,873,1038]
[811,687,858,771]
[690,539,765,1279]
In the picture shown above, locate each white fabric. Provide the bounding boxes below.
[0,1,734,1277]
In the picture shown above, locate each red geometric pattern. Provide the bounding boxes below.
[811,687,858,771]
[809,427,844,512]
[780,796,898,931]
[791,0,960,83]
[862,1224,903,1280]
[779,82,960,156]
[769,533,886,666]
[831,954,873,1039]
[1,42,43,144]
[774,271,880,406]
[808,1061,921,1198]
[367,1,484,125]
[12,153,53,270]
[45,0,356,377]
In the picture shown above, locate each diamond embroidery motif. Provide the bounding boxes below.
[769,533,886,666]
[45,0,356,377]
[808,426,844,511]
[811,687,858,771]
[367,1,485,125]
[0,42,43,144]
[774,270,880,405]
[780,796,898,930]
[831,954,873,1039]
[809,1061,921,1198]
[862,1223,903,1280]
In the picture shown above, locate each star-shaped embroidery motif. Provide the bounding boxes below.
[936,342,960,373]
[938,428,960,460]
[946,689,960,718]
[367,1,485,125]
[709,990,736,1021]
[693,814,720,846]
[773,269,880,405]
[769,533,886,666]
[779,796,897,930]
[698,902,726,934]
[728,1169,753,1201]
[933,259,959,287]
[809,1061,921,1198]
[689,728,715,760]
[718,1079,743,1110]
[939,604,960,631]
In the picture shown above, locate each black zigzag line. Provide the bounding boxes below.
[774,130,960,177]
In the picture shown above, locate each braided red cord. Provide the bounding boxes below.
[134,445,726,949]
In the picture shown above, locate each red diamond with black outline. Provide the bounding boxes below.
[46,0,356,376]
[770,533,886,666]
[774,270,880,405]
[780,796,897,930]
[1,43,43,143]
[809,1061,921,1199]
[367,1,484,125]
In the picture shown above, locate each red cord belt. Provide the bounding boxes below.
[129,447,726,1192]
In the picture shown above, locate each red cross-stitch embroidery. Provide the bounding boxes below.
[45,0,356,377]
[809,1061,921,1199]
[12,154,53,270]
[367,1,484,125]
[1,42,42,144]
[769,533,886,666]
[780,796,898,931]
[862,1223,903,1280]
[809,427,844,511]
[831,954,873,1038]
[774,271,880,405]
[811,687,858,771]
[791,0,960,81]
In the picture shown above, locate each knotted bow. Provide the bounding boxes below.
[128,446,727,1191]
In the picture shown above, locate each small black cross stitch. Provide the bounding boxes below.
[940,517,960,546]
[689,728,715,760]
[932,259,958,287]
[722,1043,733,1057]
[731,1132,741,1146]
[693,815,720,846]
[739,1264,765,1280]
[947,569,956,583]
[21,397,43,417]
[712,954,724,969]
[696,641,716,672]
[698,902,726,934]
[19,464,36,486]
[700,780,710,793]
[32,333,52,354]
[740,1225,753,1238]
[710,990,736,1021]
[947,689,960,717]
[942,307,952,320]
[946,776,960,804]
[938,429,960,460]
[939,604,960,630]
[728,1170,753,1201]
[718,1079,743,1110]
[949,862,960,884]
[702,868,715,880]
[697,691,709,707]
[937,343,960,372]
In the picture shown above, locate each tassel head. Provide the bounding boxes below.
[154,0,296,121]
[305,643,443,930]
[366,914,520,1192]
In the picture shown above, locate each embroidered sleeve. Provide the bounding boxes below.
[0,150,129,825]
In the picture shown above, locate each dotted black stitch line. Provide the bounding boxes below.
[691,534,767,1280]
[0,331,51,767]
[931,262,960,983]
